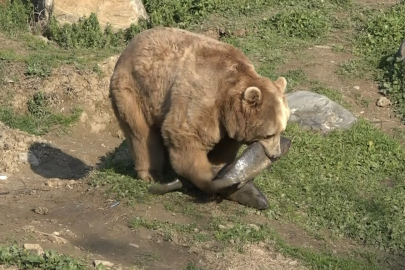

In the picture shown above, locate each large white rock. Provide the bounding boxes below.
[34,0,149,30]
[286,91,358,133]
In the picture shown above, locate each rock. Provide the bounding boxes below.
[46,0,149,30]
[376,96,391,107]
[33,207,49,215]
[248,224,260,231]
[23,243,44,256]
[128,243,139,248]
[0,175,7,180]
[47,234,68,244]
[45,179,64,188]
[32,0,53,21]
[353,86,360,90]
[286,91,358,133]
[115,129,124,139]
[93,260,114,268]
[19,152,40,166]
[218,224,227,230]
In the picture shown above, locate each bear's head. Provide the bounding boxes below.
[224,76,290,159]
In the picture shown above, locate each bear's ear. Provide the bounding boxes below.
[274,77,287,93]
[243,86,262,105]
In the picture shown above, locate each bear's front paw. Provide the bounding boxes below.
[137,170,163,183]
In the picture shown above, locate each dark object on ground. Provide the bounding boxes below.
[148,137,292,210]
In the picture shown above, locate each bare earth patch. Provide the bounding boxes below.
[1,1,405,269]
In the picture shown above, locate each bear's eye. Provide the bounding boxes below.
[265,134,275,139]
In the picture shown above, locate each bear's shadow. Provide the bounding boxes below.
[27,140,222,205]
[28,142,93,180]
[96,140,215,205]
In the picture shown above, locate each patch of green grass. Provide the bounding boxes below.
[337,59,375,80]
[275,239,384,270]
[281,69,309,90]
[0,244,88,270]
[378,55,405,120]
[263,8,331,41]
[256,120,405,254]
[0,0,32,35]
[0,91,82,136]
[89,142,153,205]
[130,217,207,243]
[129,215,386,270]
[351,1,405,120]
[353,2,405,65]
[0,48,23,61]
[310,86,349,108]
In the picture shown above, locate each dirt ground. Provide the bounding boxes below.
[1,5,405,269]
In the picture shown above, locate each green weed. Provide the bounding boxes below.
[0,0,33,35]
[337,59,374,80]
[45,14,130,49]
[128,215,386,270]
[352,1,405,120]
[263,8,331,41]
[353,2,405,65]
[0,244,88,270]
[89,142,152,205]
[0,92,82,136]
[281,69,308,90]
[378,55,405,120]
[256,120,405,254]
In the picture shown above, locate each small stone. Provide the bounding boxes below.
[93,260,114,268]
[376,96,391,107]
[47,234,68,244]
[193,228,199,233]
[45,179,63,188]
[0,175,7,180]
[289,261,298,266]
[33,207,49,215]
[63,229,77,238]
[226,223,234,229]
[116,129,124,139]
[128,243,139,248]
[353,86,360,90]
[218,224,227,230]
[248,224,260,231]
[23,243,44,255]
[229,239,235,244]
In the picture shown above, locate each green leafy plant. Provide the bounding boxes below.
[353,2,405,64]
[379,55,405,119]
[264,8,331,40]
[0,244,88,270]
[0,0,33,35]
[257,120,405,254]
[0,92,82,136]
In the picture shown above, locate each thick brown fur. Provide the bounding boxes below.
[109,27,290,194]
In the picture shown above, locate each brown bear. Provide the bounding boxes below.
[109,27,290,194]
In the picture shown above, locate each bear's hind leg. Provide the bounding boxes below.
[111,93,165,183]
